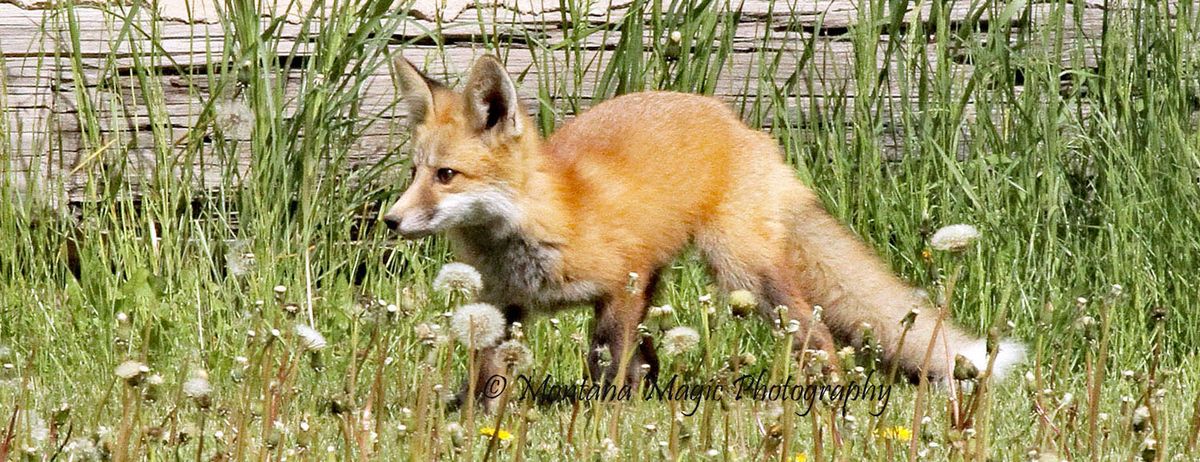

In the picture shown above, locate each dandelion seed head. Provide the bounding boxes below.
[433,263,483,296]
[929,224,981,252]
[663,326,700,355]
[450,303,505,349]
[294,324,328,351]
[27,414,48,443]
[183,369,213,399]
[115,360,148,381]
[496,340,533,371]
[728,290,757,316]
[648,305,675,318]
[215,97,253,140]
[64,437,99,459]
[1133,405,1150,426]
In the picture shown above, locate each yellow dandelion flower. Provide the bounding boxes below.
[794,454,808,462]
[479,426,512,441]
[876,425,912,440]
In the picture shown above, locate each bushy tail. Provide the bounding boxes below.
[788,190,1025,381]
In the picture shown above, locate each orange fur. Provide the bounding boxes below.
[383,55,1023,406]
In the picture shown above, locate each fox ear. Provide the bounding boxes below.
[391,56,438,126]
[463,55,523,136]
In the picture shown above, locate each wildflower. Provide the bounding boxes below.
[929,224,981,252]
[793,454,808,462]
[445,422,465,448]
[183,369,213,400]
[647,305,675,318]
[294,323,328,351]
[728,290,757,317]
[670,31,683,43]
[953,354,979,381]
[214,96,253,140]
[478,426,512,441]
[27,413,48,445]
[451,303,506,349]
[1132,405,1150,432]
[875,425,912,440]
[496,340,533,371]
[433,263,483,296]
[223,239,255,277]
[63,437,99,460]
[626,272,640,293]
[662,327,700,355]
[414,323,440,345]
[115,360,149,385]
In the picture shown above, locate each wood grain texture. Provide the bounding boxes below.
[0,0,1111,203]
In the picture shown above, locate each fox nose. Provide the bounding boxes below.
[382,214,402,232]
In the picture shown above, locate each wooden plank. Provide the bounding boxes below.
[1,0,1128,202]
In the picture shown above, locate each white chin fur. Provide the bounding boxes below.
[960,338,1026,380]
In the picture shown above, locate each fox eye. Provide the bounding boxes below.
[435,168,458,184]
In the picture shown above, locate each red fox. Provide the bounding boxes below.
[382,55,1024,404]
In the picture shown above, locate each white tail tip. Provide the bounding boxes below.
[960,339,1026,380]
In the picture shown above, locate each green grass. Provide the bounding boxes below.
[1,0,1199,459]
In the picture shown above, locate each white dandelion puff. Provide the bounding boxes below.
[647,305,675,318]
[930,224,981,252]
[214,96,253,140]
[662,327,701,356]
[294,324,328,351]
[496,340,533,371]
[64,437,99,459]
[451,303,506,349]
[183,369,213,399]
[601,438,620,458]
[27,414,48,444]
[115,360,149,381]
[432,263,483,296]
[728,290,757,309]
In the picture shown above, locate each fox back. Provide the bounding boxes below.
[383,55,1024,393]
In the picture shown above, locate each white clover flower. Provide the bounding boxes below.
[930,224,981,252]
[662,326,701,356]
[432,263,483,296]
[294,323,328,351]
[451,303,505,349]
[183,369,213,399]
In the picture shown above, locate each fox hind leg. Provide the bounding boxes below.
[696,211,839,363]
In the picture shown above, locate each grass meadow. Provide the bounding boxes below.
[2,0,1200,460]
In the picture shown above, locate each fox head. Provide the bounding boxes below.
[382,55,538,239]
